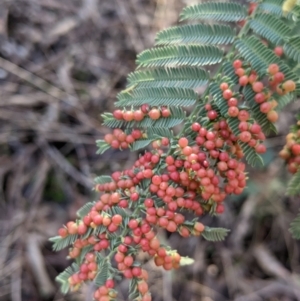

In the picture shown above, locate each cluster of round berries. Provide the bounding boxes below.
[55,152,171,299]
[280,122,300,174]
[144,194,196,233]
[68,253,98,290]
[170,124,247,210]
[55,40,298,301]
[231,60,296,123]
[206,102,267,154]
[58,137,221,299]
[151,137,170,149]
[113,104,171,122]
[59,106,271,297]
[218,60,296,132]
[154,249,181,270]
[104,128,143,149]
[93,279,118,301]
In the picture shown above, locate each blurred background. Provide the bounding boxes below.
[0,0,300,300]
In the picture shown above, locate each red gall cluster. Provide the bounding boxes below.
[54,1,300,299]
[280,122,300,174]
[58,149,202,300]
[93,279,117,301]
[68,253,98,290]
[216,80,268,154]
[104,128,143,150]
[114,240,152,299]
[145,180,206,232]
[178,123,247,209]
[140,121,250,219]
[56,58,297,301]
[154,249,181,270]
[113,104,171,122]
[232,60,296,123]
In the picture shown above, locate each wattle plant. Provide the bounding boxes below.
[50,1,300,300]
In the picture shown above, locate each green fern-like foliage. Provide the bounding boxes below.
[127,67,209,89]
[287,169,300,196]
[136,45,224,68]
[180,2,247,22]
[249,13,291,45]
[282,116,300,239]
[53,0,300,297]
[284,37,300,63]
[83,0,300,246]
[290,211,300,239]
[201,227,230,241]
[116,87,198,107]
[96,0,300,156]
[259,0,300,18]
[56,263,79,294]
[155,24,236,46]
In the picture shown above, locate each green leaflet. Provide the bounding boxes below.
[96,140,110,154]
[180,2,247,22]
[259,0,300,19]
[290,211,300,239]
[56,263,79,294]
[136,45,223,68]
[95,260,109,287]
[146,128,174,139]
[259,0,284,15]
[234,36,271,74]
[103,115,184,129]
[127,66,209,89]
[50,234,78,251]
[155,24,236,46]
[284,37,300,63]
[238,140,264,167]
[180,256,195,266]
[287,168,300,196]
[222,61,239,83]
[249,13,291,45]
[77,202,95,218]
[274,93,296,111]
[94,175,113,184]
[130,140,152,151]
[116,87,198,107]
[129,278,139,300]
[202,226,230,241]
